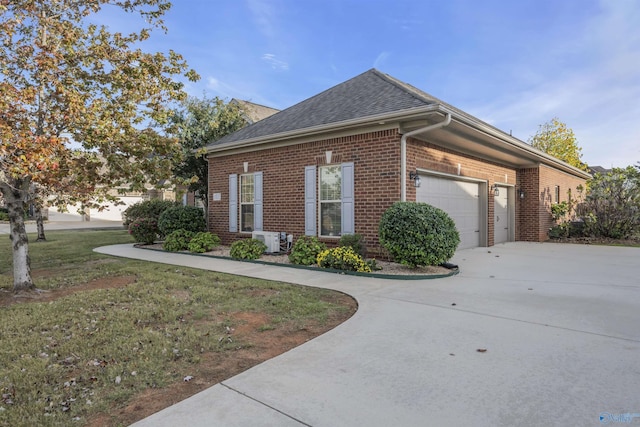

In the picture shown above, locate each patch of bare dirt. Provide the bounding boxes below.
[0,275,137,307]
[85,295,356,427]
[2,271,356,426]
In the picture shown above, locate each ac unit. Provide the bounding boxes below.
[251,231,280,253]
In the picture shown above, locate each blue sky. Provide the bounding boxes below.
[108,0,639,168]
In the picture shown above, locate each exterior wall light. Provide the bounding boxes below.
[409,171,421,188]
[492,184,499,196]
[518,188,525,199]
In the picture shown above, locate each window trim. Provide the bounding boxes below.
[319,164,342,237]
[230,172,262,233]
[554,185,560,204]
[240,173,255,232]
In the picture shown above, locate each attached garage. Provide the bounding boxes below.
[416,174,487,249]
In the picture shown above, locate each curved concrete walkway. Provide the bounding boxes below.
[94,243,640,427]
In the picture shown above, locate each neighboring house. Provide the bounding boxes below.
[588,165,611,175]
[230,99,280,124]
[205,69,590,258]
[47,186,177,222]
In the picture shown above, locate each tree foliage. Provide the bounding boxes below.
[577,167,640,239]
[0,0,197,291]
[170,97,247,210]
[529,117,588,171]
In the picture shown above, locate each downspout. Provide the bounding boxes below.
[401,112,452,201]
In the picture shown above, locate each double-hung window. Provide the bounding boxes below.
[240,174,255,232]
[320,166,342,236]
[305,162,354,237]
[229,172,263,233]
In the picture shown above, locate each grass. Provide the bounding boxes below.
[0,230,354,426]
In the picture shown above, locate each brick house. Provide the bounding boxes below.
[205,69,589,257]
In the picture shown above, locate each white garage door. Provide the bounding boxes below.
[90,196,143,222]
[417,175,481,249]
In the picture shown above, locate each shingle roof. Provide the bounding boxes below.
[588,166,611,175]
[208,69,442,148]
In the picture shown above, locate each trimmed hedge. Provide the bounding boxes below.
[379,202,460,267]
[158,206,206,236]
[128,218,158,244]
[122,199,178,228]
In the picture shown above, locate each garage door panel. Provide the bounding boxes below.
[417,176,481,249]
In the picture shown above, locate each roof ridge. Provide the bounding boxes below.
[208,69,434,148]
[370,69,441,104]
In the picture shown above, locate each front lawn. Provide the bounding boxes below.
[0,230,356,426]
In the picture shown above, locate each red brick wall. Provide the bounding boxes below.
[208,128,588,255]
[407,138,517,246]
[207,129,402,258]
[535,164,587,240]
[517,168,540,241]
[516,165,587,242]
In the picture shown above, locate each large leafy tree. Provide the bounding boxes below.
[0,0,197,292]
[577,166,640,239]
[528,117,588,171]
[170,96,247,213]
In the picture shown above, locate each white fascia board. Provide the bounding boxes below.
[205,105,441,154]
[438,106,592,179]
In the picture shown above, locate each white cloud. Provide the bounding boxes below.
[373,51,390,69]
[247,0,278,39]
[261,53,289,71]
[466,0,640,168]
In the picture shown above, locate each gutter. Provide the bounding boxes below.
[400,112,452,201]
[206,105,440,154]
[453,114,592,179]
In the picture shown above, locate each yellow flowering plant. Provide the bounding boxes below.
[316,247,372,273]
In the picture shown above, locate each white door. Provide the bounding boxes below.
[417,175,481,249]
[494,187,509,244]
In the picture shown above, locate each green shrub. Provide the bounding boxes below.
[128,218,158,244]
[230,238,267,260]
[0,211,8,221]
[379,202,460,267]
[317,246,372,273]
[288,236,326,266]
[122,199,178,228]
[158,206,206,237]
[188,232,221,253]
[577,167,640,239]
[163,229,196,252]
[338,233,366,258]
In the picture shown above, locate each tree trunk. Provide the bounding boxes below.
[0,180,35,292]
[35,204,46,241]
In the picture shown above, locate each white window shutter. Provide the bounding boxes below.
[254,171,263,231]
[228,174,238,232]
[304,165,316,235]
[341,162,355,235]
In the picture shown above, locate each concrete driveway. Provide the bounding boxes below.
[95,242,640,427]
